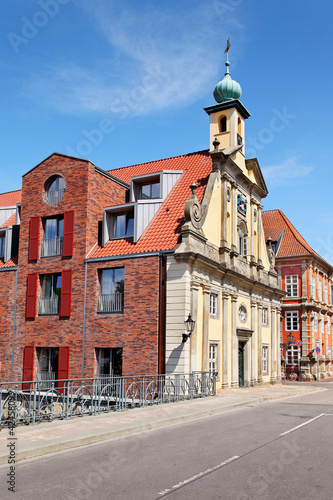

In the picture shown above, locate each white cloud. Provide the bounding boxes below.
[23,1,245,117]
[262,157,313,187]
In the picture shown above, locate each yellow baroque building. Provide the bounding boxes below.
[165,57,284,388]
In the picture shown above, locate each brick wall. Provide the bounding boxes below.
[2,154,161,382]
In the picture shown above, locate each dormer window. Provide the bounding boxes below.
[114,212,134,238]
[140,180,160,200]
[0,232,5,259]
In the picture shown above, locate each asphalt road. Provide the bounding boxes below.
[1,382,333,500]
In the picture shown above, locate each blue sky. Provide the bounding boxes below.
[1,0,333,262]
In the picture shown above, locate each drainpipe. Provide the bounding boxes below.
[81,261,88,381]
[10,268,18,386]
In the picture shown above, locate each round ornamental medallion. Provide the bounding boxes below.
[238,305,247,323]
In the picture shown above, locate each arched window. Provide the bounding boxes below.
[238,221,251,256]
[44,175,65,205]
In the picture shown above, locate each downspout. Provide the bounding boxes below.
[81,261,88,381]
[10,268,18,386]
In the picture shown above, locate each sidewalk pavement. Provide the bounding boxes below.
[0,383,325,465]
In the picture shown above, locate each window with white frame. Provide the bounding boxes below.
[210,294,218,317]
[262,307,268,326]
[262,345,269,374]
[209,343,218,375]
[328,346,332,358]
[311,275,316,299]
[320,314,324,334]
[285,311,299,331]
[325,319,329,335]
[318,280,322,301]
[286,345,299,365]
[324,283,328,303]
[285,275,298,297]
[313,312,317,332]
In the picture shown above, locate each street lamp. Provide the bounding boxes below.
[183,313,195,343]
[287,332,294,345]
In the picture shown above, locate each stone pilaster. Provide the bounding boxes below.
[190,281,200,373]
[231,294,238,387]
[202,286,210,372]
[251,300,257,386]
[257,304,263,384]
[220,173,229,249]
[230,181,238,255]
[222,291,230,388]
[276,307,282,382]
[270,305,277,383]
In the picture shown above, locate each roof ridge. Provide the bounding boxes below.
[278,209,315,255]
[106,149,210,174]
[0,188,22,197]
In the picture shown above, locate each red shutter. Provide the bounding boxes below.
[60,269,72,317]
[62,211,74,258]
[57,346,70,393]
[22,346,34,390]
[26,273,37,319]
[29,217,40,261]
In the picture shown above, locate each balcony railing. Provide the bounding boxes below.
[97,293,123,313]
[38,296,60,315]
[36,371,56,390]
[41,237,63,257]
[45,189,65,205]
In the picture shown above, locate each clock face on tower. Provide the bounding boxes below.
[238,305,247,323]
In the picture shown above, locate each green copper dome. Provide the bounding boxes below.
[213,60,242,104]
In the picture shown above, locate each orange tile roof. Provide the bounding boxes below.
[0,213,16,229]
[90,150,211,258]
[262,209,330,265]
[0,190,21,207]
[0,254,18,269]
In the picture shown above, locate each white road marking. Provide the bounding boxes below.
[158,455,239,496]
[280,413,326,436]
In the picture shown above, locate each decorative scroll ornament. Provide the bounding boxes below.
[184,181,207,230]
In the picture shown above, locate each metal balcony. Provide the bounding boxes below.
[97,293,124,313]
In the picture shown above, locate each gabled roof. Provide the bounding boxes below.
[89,150,212,258]
[0,190,21,207]
[262,209,332,269]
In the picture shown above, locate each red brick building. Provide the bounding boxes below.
[0,151,214,383]
[263,209,333,379]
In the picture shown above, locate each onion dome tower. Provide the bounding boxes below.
[204,40,250,163]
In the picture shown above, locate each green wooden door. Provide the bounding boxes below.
[238,342,245,387]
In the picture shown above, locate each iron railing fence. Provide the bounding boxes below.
[0,372,216,427]
[97,293,124,313]
[41,237,63,257]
